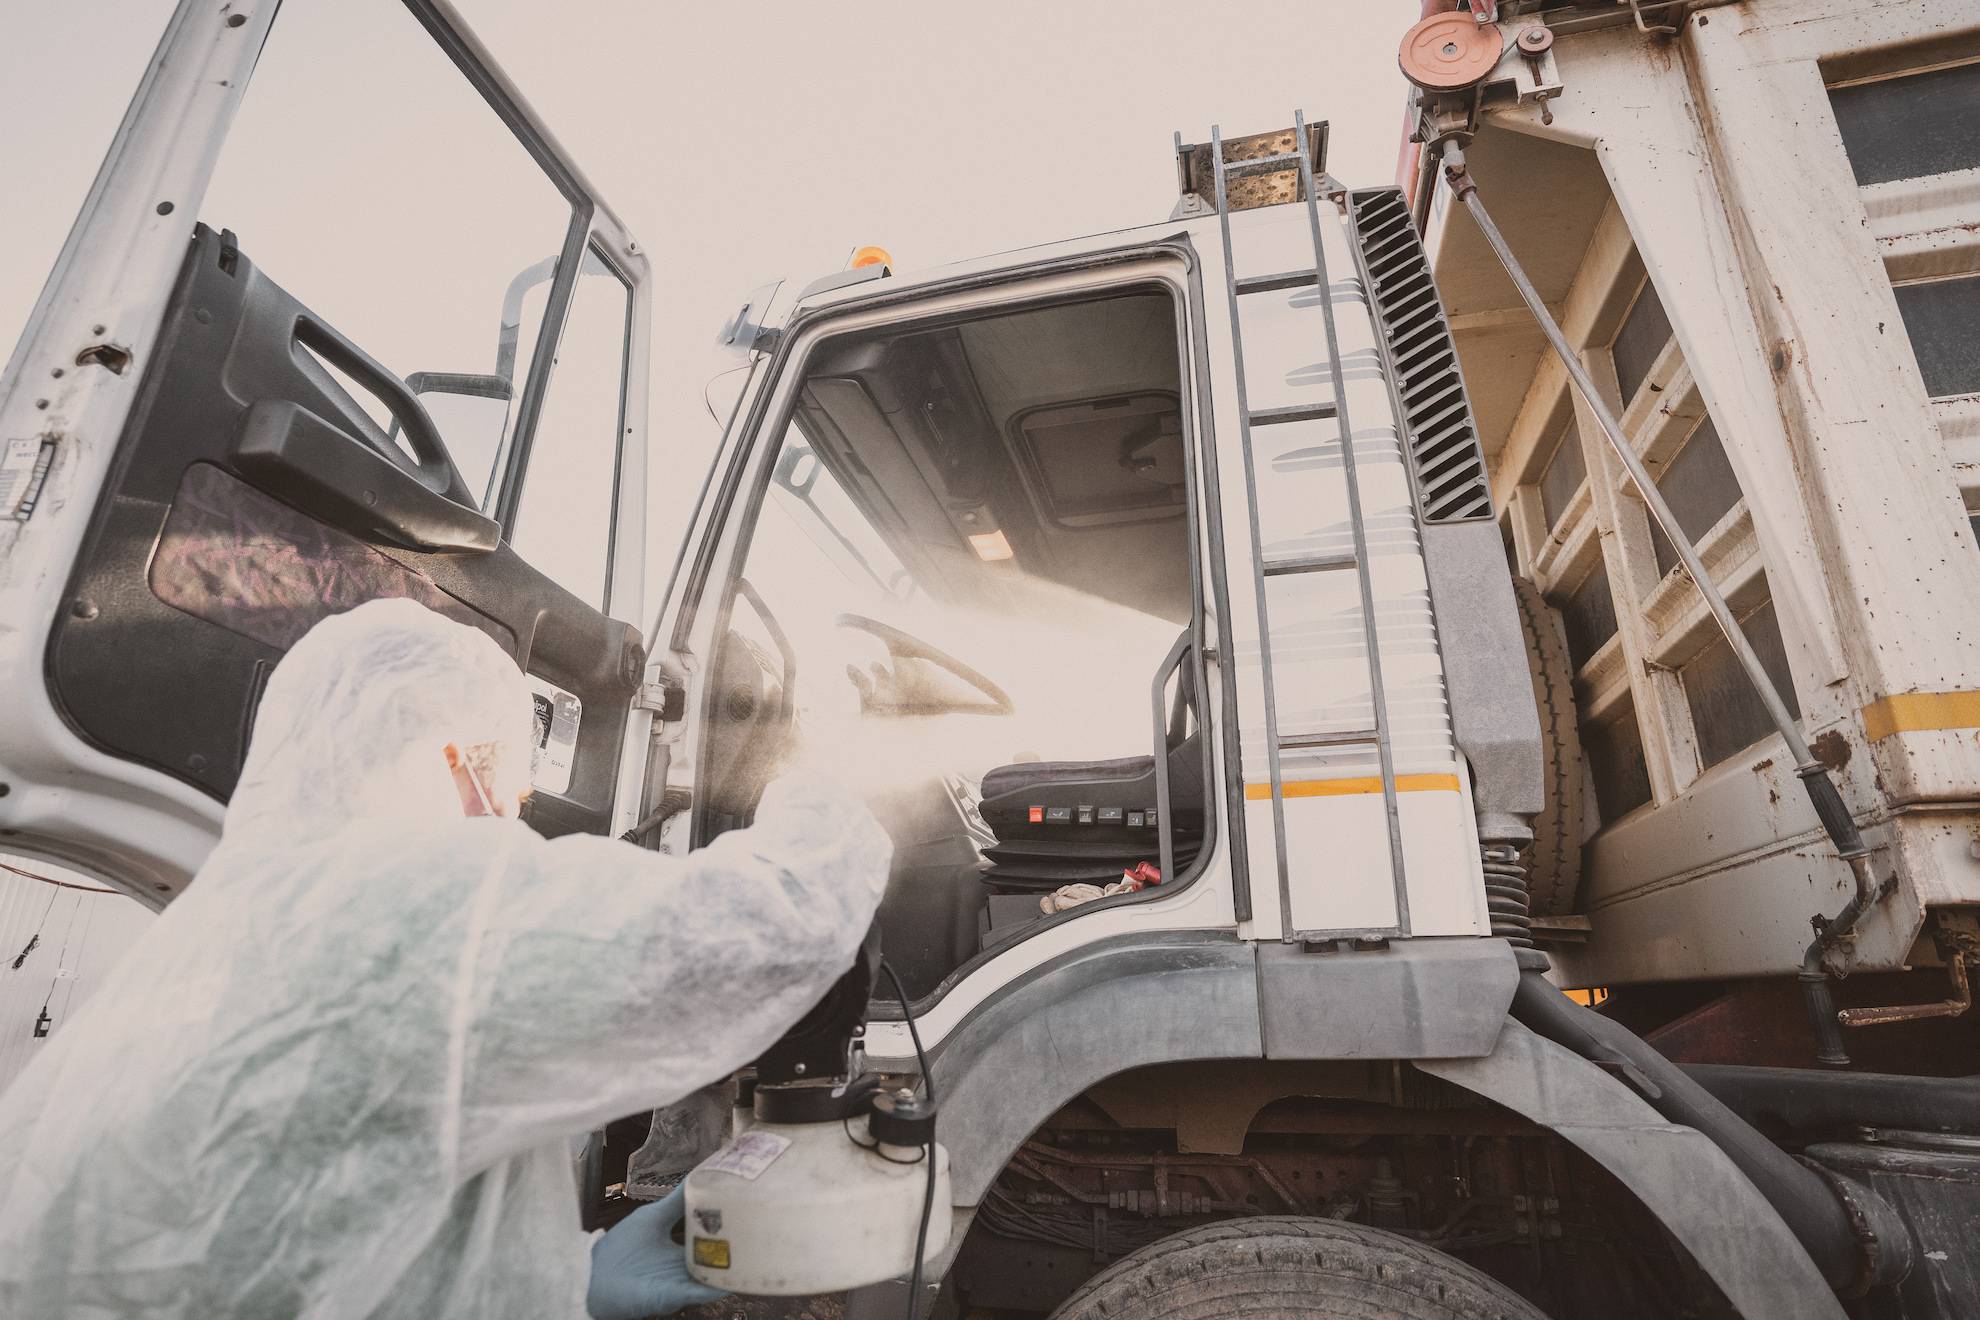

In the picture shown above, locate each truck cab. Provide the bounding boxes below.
[5,4,1974,1319]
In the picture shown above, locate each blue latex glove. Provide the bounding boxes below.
[587,1187,730,1319]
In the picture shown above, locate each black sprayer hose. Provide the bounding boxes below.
[880,960,937,1320]
[1511,971,1911,1292]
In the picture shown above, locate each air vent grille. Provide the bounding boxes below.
[1349,187,1493,523]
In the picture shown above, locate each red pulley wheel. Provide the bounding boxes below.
[1398,11,1506,91]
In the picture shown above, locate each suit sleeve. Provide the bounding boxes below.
[451,777,891,1175]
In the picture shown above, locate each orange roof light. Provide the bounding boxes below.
[849,245,894,271]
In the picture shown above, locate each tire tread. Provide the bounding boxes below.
[1049,1215,1549,1320]
[1510,574,1584,918]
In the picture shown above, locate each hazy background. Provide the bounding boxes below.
[1,1,1412,616]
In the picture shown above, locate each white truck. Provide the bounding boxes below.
[2,2,1975,1318]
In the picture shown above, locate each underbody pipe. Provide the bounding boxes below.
[1685,1062,1980,1136]
[1800,950,1852,1067]
[1800,855,1888,1065]
[1511,973,1914,1293]
[1836,944,1972,1028]
[1437,142,1885,1064]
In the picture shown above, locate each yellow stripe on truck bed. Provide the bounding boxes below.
[1860,691,1980,742]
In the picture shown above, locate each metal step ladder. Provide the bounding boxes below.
[1209,112,1409,940]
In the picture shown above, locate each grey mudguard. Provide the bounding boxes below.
[1418,1020,1845,1320]
[915,934,1262,1205]
[886,934,1521,1206]
[1258,936,1517,1058]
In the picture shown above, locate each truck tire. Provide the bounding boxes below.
[1047,1216,1547,1320]
[1511,574,1584,918]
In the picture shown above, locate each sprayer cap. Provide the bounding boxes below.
[868,1089,938,1147]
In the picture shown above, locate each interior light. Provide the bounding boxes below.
[968,529,1013,562]
[849,245,894,270]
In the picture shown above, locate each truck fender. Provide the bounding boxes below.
[890,933,1521,1206]
[1418,1019,1846,1320]
[911,934,1263,1206]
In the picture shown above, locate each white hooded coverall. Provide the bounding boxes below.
[0,599,893,1318]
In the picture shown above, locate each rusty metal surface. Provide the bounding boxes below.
[1838,949,1972,1028]
[1174,123,1326,213]
[1399,12,1507,91]
[1634,973,1980,1074]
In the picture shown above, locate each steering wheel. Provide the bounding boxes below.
[835,613,1015,717]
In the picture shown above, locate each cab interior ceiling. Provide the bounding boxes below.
[795,286,1190,623]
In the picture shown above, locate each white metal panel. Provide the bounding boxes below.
[1213,201,1483,938]
[1272,783,1488,937]
[1472,0,1980,980]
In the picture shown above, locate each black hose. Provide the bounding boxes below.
[880,960,937,1320]
[1510,971,1909,1292]
[1801,945,1853,1068]
[1685,1063,1980,1136]
[1798,850,1888,1068]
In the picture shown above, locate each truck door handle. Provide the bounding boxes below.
[232,315,502,553]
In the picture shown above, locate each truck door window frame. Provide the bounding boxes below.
[406,3,636,561]
[507,243,638,610]
[665,251,1230,1011]
[203,0,651,625]
[233,0,648,595]
[0,0,651,898]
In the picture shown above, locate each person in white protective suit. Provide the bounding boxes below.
[0,597,893,1319]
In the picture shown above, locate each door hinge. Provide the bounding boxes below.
[621,787,693,843]
[636,675,686,721]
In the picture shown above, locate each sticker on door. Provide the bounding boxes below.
[2,438,57,520]
[524,675,582,797]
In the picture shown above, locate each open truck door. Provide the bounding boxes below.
[0,0,652,901]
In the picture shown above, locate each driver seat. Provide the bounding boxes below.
[974,650,1204,891]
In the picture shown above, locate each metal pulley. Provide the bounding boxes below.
[1398,11,1507,91]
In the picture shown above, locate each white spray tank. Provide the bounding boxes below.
[681,926,951,1294]
[683,1087,951,1295]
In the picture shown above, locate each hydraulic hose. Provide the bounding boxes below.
[1685,1063,1980,1136]
[1511,972,1913,1292]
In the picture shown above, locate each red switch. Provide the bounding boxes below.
[1028,805,1045,824]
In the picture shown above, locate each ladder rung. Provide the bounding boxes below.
[1236,271,1318,295]
[1279,728,1380,750]
[1222,151,1305,178]
[1249,402,1337,426]
[1262,552,1356,576]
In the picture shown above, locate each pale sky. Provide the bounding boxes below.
[1,0,1412,621]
